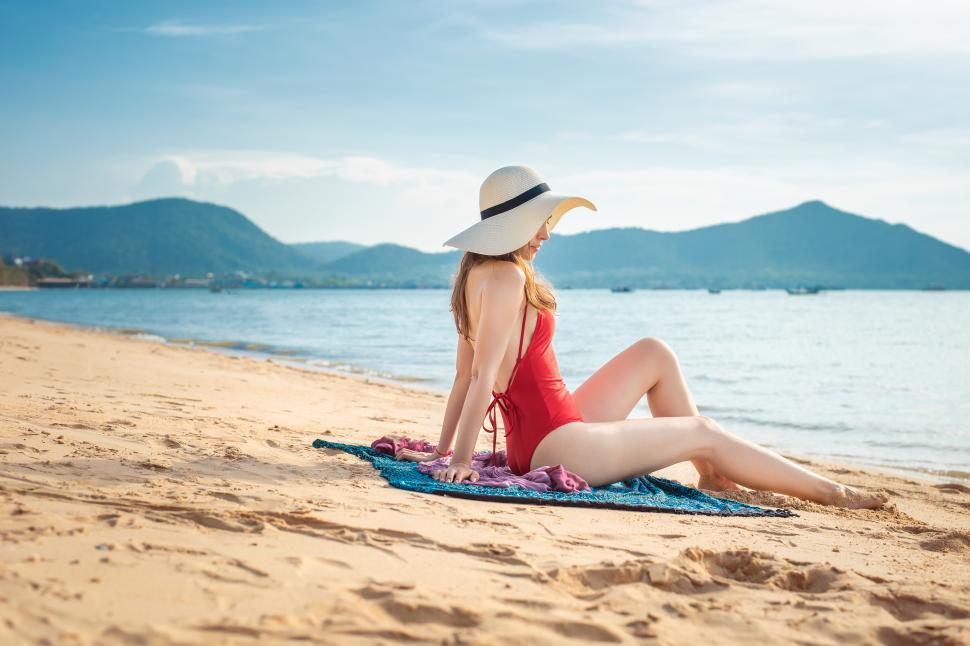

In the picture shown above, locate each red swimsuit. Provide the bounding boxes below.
[482,299,585,475]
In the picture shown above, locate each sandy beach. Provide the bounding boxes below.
[1,312,968,644]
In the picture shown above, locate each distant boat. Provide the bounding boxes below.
[786,286,821,295]
[209,285,223,293]
[708,288,721,294]
[610,286,634,293]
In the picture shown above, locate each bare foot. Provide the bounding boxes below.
[697,473,742,493]
[828,484,889,509]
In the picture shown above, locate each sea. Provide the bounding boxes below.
[2,287,968,484]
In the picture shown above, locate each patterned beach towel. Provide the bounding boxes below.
[313,438,797,517]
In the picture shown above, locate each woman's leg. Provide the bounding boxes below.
[532,416,888,508]
[571,337,736,490]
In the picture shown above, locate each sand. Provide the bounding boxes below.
[1,312,968,644]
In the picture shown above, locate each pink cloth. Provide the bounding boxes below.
[370,435,590,493]
[370,436,435,455]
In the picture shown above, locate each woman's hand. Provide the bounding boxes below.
[432,460,480,483]
[394,448,442,462]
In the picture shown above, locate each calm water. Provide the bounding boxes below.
[2,288,968,483]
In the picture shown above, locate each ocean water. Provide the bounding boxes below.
[2,288,968,483]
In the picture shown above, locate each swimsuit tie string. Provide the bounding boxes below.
[483,391,518,467]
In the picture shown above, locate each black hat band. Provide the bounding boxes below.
[480,183,550,220]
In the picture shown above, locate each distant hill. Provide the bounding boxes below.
[533,201,970,288]
[2,197,968,288]
[290,240,366,264]
[0,198,323,277]
[321,243,460,285]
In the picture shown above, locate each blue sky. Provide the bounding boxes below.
[1,0,968,251]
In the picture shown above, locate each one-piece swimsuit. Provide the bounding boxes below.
[482,297,585,475]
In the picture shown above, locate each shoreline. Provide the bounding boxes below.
[1,309,968,642]
[0,309,449,397]
[0,309,963,486]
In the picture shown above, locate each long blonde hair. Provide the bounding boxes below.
[450,250,557,342]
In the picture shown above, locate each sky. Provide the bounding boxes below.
[1,0,968,252]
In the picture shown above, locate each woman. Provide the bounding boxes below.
[400,165,887,509]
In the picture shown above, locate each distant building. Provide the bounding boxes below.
[36,277,93,288]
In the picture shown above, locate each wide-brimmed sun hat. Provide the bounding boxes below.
[442,165,596,255]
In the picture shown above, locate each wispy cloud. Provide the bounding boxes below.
[557,113,882,156]
[477,0,970,59]
[141,21,264,37]
[607,131,717,149]
[138,150,479,203]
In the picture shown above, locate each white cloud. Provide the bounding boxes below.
[607,131,717,149]
[144,151,476,188]
[136,150,479,206]
[900,128,970,150]
[479,0,970,59]
[142,21,264,37]
[560,113,883,157]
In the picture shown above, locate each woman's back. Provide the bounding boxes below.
[464,260,539,393]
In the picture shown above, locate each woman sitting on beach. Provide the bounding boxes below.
[401,166,887,509]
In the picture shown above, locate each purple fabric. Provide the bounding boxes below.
[370,435,590,493]
[370,435,435,455]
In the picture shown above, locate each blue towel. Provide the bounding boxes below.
[313,439,797,517]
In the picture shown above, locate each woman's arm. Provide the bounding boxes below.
[433,335,474,454]
[434,263,524,482]
[395,336,473,462]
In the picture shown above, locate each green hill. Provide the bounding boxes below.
[533,200,970,288]
[290,240,366,264]
[0,198,322,278]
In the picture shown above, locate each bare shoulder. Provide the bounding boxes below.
[467,260,525,330]
[482,259,526,289]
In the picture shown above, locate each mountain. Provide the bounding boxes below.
[290,240,366,264]
[2,197,968,288]
[0,198,323,277]
[532,201,970,288]
[324,243,461,276]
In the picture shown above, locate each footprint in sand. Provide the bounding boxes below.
[352,584,481,628]
[208,491,246,504]
[917,530,970,555]
[934,482,970,495]
[870,590,970,622]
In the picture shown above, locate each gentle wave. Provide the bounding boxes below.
[164,332,435,387]
[716,414,855,434]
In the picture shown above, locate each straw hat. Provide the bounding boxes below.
[442,165,596,255]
